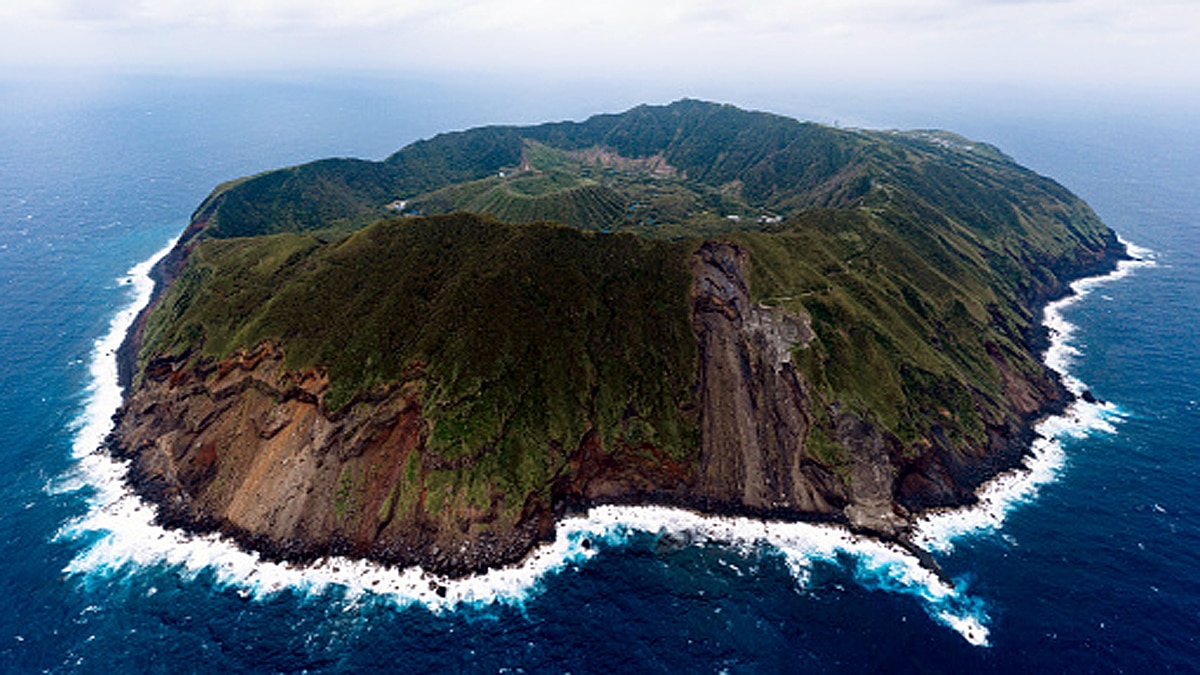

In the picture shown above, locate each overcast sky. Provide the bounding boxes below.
[2,0,1197,96]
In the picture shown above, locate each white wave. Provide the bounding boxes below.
[66,237,175,465]
[62,458,993,642]
[60,482,992,646]
[565,506,991,647]
[58,237,1153,650]
[913,240,1156,553]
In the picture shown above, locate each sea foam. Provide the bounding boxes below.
[57,238,1153,649]
[913,240,1157,552]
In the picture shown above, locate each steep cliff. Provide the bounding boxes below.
[113,345,553,574]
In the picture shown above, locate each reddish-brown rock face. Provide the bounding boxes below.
[110,242,1086,576]
[112,345,553,575]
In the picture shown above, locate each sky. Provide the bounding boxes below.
[2,0,1198,99]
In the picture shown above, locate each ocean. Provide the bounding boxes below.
[1,75,1196,672]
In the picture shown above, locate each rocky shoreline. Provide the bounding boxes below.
[105,228,1127,579]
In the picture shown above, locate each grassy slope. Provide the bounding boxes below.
[408,170,629,232]
[735,208,1010,465]
[727,127,1118,469]
[141,213,698,512]
[187,101,874,242]
[193,159,399,239]
[138,99,1122,517]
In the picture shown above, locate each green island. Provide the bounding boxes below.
[111,100,1124,575]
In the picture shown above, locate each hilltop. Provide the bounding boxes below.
[109,100,1124,575]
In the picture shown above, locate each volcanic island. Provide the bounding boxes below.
[108,100,1125,576]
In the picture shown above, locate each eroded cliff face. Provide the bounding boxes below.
[688,242,914,535]
[110,240,1079,575]
[111,345,553,575]
[690,243,840,514]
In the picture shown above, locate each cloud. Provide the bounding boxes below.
[2,0,1197,91]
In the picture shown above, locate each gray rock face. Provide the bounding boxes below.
[689,241,844,516]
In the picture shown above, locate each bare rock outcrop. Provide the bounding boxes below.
[689,242,848,518]
[110,344,552,576]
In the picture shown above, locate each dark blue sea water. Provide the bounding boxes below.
[2,76,1197,673]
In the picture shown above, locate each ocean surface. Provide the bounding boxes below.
[1,76,1196,672]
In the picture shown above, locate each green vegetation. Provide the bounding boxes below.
[142,99,1122,504]
[734,206,1010,455]
[408,171,628,232]
[187,100,875,243]
[192,159,400,239]
[142,213,698,506]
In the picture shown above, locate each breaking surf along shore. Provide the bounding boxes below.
[56,237,1150,647]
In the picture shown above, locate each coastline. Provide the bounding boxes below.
[90,95,1136,587]
[913,238,1155,550]
[56,229,1148,647]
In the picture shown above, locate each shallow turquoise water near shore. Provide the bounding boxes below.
[1,77,1197,672]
